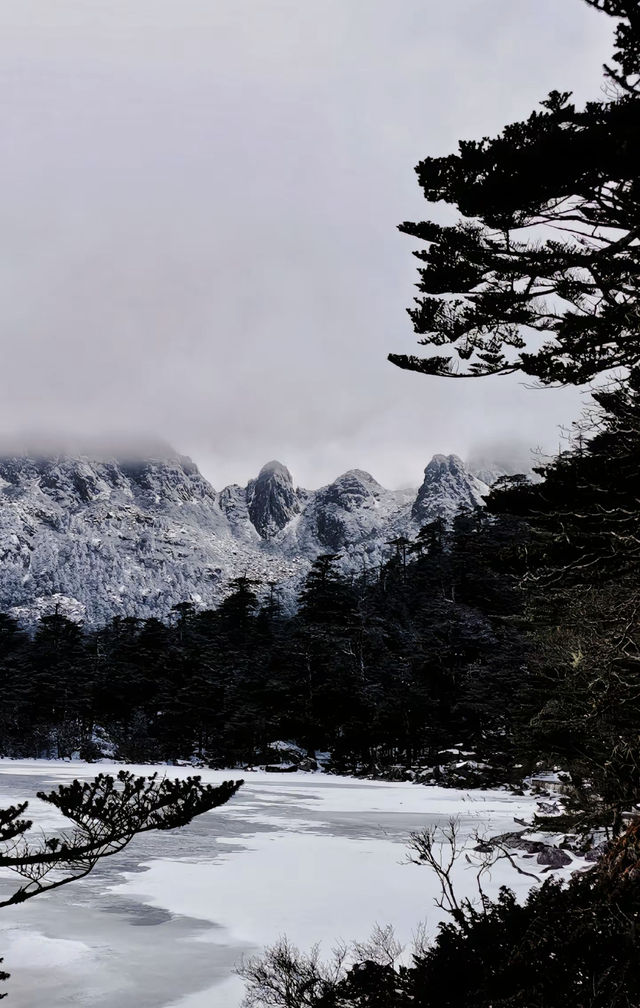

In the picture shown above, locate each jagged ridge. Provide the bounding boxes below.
[0,449,490,626]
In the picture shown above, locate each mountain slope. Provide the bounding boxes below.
[0,449,489,625]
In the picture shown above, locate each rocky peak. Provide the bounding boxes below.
[247,460,300,539]
[412,454,489,525]
[308,470,392,553]
[319,469,382,509]
[117,454,216,508]
[1,451,217,511]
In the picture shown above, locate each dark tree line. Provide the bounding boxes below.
[490,373,640,835]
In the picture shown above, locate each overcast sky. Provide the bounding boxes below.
[0,1,615,489]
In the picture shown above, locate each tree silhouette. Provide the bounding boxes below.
[390,1,640,386]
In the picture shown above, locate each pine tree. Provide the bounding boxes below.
[390,1,640,386]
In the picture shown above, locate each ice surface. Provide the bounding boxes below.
[0,762,542,1007]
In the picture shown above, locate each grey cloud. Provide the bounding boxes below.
[0,0,614,490]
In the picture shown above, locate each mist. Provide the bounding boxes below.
[0,0,614,489]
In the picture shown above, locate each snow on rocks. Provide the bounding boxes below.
[0,449,500,627]
[412,454,489,524]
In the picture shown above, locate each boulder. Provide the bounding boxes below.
[537,801,560,815]
[584,841,611,863]
[490,830,529,849]
[537,846,572,868]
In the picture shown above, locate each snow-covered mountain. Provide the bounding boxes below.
[0,449,489,625]
[413,454,489,524]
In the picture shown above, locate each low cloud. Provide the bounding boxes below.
[0,0,614,489]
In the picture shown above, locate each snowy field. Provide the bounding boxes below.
[0,762,541,1007]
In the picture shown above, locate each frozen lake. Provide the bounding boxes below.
[0,762,538,1007]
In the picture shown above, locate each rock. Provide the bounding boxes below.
[536,846,572,868]
[584,841,610,863]
[521,840,547,854]
[537,801,560,815]
[491,833,543,853]
[559,835,580,852]
[246,461,301,539]
[490,830,530,849]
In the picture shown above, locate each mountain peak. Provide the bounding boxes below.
[247,461,299,539]
[333,468,380,487]
[423,453,465,476]
[412,454,487,525]
[258,459,292,479]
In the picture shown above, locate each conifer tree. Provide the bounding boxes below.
[390,1,640,386]
[489,374,640,830]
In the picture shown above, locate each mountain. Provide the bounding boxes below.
[413,454,490,524]
[0,449,489,626]
[246,461,302,539]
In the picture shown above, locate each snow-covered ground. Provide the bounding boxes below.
[0,762,543,1007]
